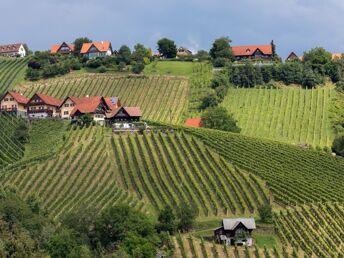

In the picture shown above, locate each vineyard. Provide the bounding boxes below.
[222,87,335,147]
[0,57,27,94]
[182,127,344,206]
[275,203,344,257]
[16,74,188,123]
[0,115,25,169]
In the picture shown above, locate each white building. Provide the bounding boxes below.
[0,43,28,57]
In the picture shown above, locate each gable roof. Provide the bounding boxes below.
[67,96,111,117]
[80,41,112,54]
[51,42,75,53]
[106,106,142,118]
[231,45,272,57]
[0,43,25,54]
[29,93,62,107]
[104,97,120,110]
[222,218,256,230]
[0,91,29,105]
[185,118,203,128]
[286,51,301,61]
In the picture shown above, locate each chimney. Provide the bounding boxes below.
[101,41,104,44]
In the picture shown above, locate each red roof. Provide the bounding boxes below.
[0,43,24,54]
[106,107,142,118]
[185,118,203,128]
[0,91,29,105]
[50,42,75,54]
[80,41,111,54]
[31,93,63,107]
[66,96,111,117]
[104,97,120,110]
[231,45,272,57]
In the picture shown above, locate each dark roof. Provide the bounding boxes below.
[29,93,62,107]
[222,218,256,230]
[0,43,25,54]
[106,106,142,118]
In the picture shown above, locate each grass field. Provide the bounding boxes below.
[144,61,196,76]
[0,58,27,95]
[17,74,188,124]
[222,87,335,147]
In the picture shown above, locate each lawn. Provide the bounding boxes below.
[144,60,196,76]
[253,232,278,248]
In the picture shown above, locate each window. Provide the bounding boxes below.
[64,104,69,107]
[9,98,14,101]
[64,111,69,115]
[4,98,8,101]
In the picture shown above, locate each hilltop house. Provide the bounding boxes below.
[80,41,113,59]
[27,93,62,119]
[0,43,28,57]
[231,43,273,60]
[106,107,142,123]
[60,95,120,125]
[332,53,342,60]
[177,47,192,57]
[0,91,29,118]
[286,52,301,61]
[214,218,256,246]
[51,42,75,54]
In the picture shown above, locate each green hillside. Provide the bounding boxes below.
[144,61,196,76]
[17,74,188,124]
[0,58,27,94]
[0,115,25,169]
[222,87,335,147]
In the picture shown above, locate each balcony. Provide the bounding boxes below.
[28,109,53,114]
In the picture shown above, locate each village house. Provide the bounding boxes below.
[286,52,301,62]
[80,41,113,59]
[231,43,273,60]
[332,53,342,60]
[106,107,142,123]
[214,218,256,246]
[60,95,120,125]
[27,93,62,119]
[50,42,75,54]
[0,43,28,57]
[177,47,192,57]
[0,91,29,118]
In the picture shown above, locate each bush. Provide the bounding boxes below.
[97,65,107,73]
[131,62,145,74]
[258,204,273,223]
[26,67,40,81]
[336,81,344,92]
[200,93,219,110]
[86,58,102,69]
[332,135,344,157]
[201,106,241,133]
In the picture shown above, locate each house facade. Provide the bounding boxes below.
[286,52,301,62]
[80,41,113,59]
[0,43,27,57]
[106,107,142,123]
[51,42,75,54]
[177,47,192,57]
[27,93,62,119]
[0,91,29,117]
[214,218,256,246]
[231,44,273,60]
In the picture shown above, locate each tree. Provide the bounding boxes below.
[332,135,344,157]
[302,68,317,88]
[200,92,219,110]
[157,206,177,234]
[13,120,29,144]
[258,204,273,223]
[117,45,132,65]
[202,106,241,133]
[177,202,197,233]
[131,61,145,74]
[132,43,148,62]
[157,38,177,58]
[195,50,210,61]
[303,47,332,75]
[76,114,94,127]
[209,37,233,67]
[73,37,92,54]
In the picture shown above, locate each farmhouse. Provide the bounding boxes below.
[286,52,301,61]
[80,41,113,59]
[214,218,256,246]
[106,107,142,123]
[231,43,273,60]
[0,43,28,57]
[27,93,62,119]
[177,47,192,57]
[0,91,29,118]
[51,42,75,54]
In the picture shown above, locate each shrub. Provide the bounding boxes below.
[97,65,107,73]
[201,106,241,133]
[200,93,219,110]
[332,135,344,157]
[131,62,145,74]
[86,59,102,69]
[258,204,273,223]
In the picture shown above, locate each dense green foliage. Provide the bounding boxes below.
[0,58,27,94]
[19,74,188,124]
[209,37,233,67]
[332,135,344,156]
[157,38,177,58]
[73,37,92,54]
[201,106,240,133]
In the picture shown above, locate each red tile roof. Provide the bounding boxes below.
[0,91,29,105]
[104,97,120,110]
[0,43,24,54]
[231,45,272,57]
[33,93,63,107]
[50,42,75,54]
[65,96,112,117]
[185,118,203,128]
[106,107,142,118]
[80,41,111,54]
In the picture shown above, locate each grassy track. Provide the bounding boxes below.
[0,58,27,94]
[144,61,196,76]
[17,74,188,124]
[222,87,335,147]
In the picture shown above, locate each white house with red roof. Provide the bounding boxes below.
[27,93,62,119]
[0,91,29,117]
[0,43,28,57]
[50,42,75,55]
[80,41,113,59]
[231,42,273,60]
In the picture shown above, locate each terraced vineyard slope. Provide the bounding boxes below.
[222,87,334,147]
[275,203,344,257]
[183,127,344,206]
[17,74,188,123]
[0,115,25,169]
[0,58,27,94]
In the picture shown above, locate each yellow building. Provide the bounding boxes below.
[0,91,29,117]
